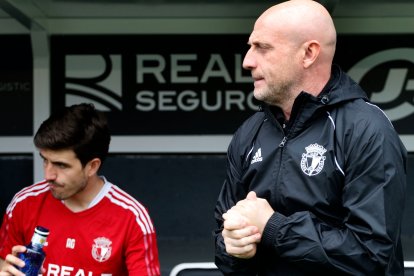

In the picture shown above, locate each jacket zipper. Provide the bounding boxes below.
[279,136,287,147]
[274,135,287,209]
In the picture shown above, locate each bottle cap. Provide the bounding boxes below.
[35,226,50,237]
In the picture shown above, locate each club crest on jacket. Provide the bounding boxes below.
[300,143,327,176]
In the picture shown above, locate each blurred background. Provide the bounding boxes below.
[0,0,413,275]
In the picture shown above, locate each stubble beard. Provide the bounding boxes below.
[50,179,88,201]
[255,82,292,107]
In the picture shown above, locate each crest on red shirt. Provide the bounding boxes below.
[92,237,112,262]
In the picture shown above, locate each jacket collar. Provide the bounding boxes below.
[261,65,369,133]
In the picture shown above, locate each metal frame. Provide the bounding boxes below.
[169,261,414,275]
[169,262,218,276]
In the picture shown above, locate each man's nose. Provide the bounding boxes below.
[242,49,255,70]
[44,164,57,181]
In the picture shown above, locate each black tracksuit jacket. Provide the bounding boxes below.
[214,65,407,275]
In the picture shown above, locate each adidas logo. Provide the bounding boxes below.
[251,148,263,164]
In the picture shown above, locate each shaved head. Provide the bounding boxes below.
[243,0,338,116]
[258,0,336,62]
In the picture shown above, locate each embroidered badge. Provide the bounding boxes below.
[300,143,327,176]
[92,237,112,262]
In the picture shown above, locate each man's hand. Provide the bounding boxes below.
[0,245,26,276]
[232,191,275,234]
[222,208,261,259]
[221,191,275,259]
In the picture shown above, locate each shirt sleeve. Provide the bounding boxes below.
[124,207,160,276]
[0,200,26,260]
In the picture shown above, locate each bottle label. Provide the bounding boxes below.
[32,233,46,246]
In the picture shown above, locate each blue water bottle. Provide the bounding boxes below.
[18,226,49,276]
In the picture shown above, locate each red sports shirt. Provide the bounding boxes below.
[0,179,160,276]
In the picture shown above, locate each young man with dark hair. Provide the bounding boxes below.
[0,103,160,275]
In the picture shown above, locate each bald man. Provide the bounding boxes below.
[214,0,407,275]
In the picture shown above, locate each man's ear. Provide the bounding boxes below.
[86,158,102,177]
[303,40,320,68]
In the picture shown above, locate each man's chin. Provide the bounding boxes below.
[253,91,267,102]
[50,190,65,200]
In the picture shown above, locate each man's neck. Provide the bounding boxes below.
[63,175,104,213]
